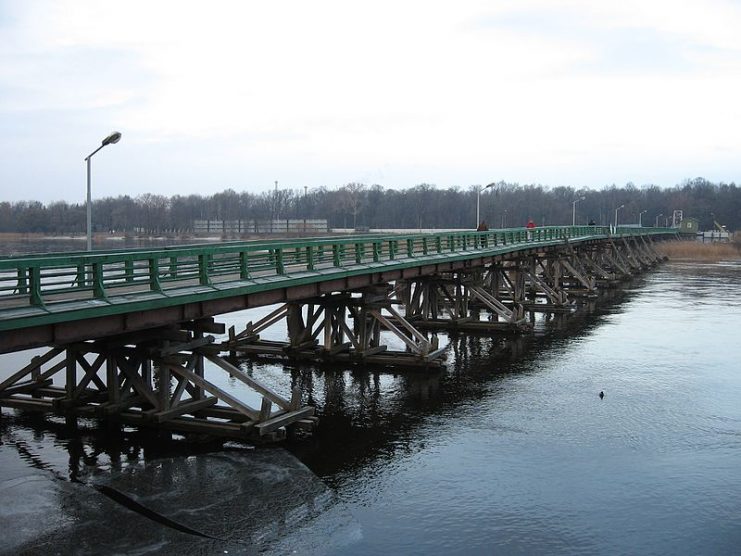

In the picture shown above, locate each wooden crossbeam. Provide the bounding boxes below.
[116,355,160,408]
[163,361,259,419]
[0,347,63,392]
[203,353,291,409]
[152,396,218,423]
[254,407,315,435]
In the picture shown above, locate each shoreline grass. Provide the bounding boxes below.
[656,240,741,262]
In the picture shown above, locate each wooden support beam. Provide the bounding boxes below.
[254,407,315,435]
[369,309,423,354]
[151,396,218,423]
[203,353,291,409]
[259,397,272,421]
[0,347,63,392]
[180,319,226,334]
[0,378,53,397]
[164,361,259,419]
[71,353,106,400]
[156,335,215,356]
[116,355,159,408]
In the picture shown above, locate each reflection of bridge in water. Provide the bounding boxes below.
[0,226,675,441]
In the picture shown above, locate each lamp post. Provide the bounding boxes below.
[655,213,663,227]
[614,204,625,228]
[476,182,496,228]
[638,209,647,227]
[572,196,585,226]
[85,131,122,251]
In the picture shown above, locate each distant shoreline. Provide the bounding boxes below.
[0,232,334,242]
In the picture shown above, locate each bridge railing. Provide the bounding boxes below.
[0,226,673,309]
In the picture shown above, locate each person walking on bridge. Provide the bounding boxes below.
[526,218,536,240]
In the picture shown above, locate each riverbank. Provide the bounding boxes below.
[656,239,741,262]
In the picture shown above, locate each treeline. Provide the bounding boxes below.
[0,178,738,234]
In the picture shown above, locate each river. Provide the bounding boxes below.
[1,243,740,555]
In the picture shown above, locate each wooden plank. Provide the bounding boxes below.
[152,396,218,423]
[0,347,63,391]
[369,309,419,352]
[259,397,272,421]
[157,335,215,356]
[0,398,54,411]
[289,387,301,411]
[203,353,291,409]
[180,319,226,334]
[0,378,53,397]
[164,362,259,419]
[169,374,188,406]
[116,355,160,408]
[254,406,315,435]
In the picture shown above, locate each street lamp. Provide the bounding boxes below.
[476,182,496,228]
[614,204,625,228]
[85,131,122,251]
[638,209,647,227]
[572,196,586,226]
[655,213,663,227]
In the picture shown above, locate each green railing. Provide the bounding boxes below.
[0,226,674,313]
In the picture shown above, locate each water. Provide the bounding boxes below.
[1,248,740,554]
[0,236,222,256]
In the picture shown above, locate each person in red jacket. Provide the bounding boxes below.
[526,218,536,240]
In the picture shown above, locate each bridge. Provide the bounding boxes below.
[0,226,676,441]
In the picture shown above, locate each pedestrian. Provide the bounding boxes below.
[526,218,536,240]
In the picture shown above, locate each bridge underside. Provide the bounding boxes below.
[0,319,316,441]
[0,235,667,441]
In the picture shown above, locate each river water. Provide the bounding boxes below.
[1,243,740,554]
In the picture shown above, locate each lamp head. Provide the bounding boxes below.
[102,131,122,146]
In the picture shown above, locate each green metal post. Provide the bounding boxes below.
[149,258,162,291]
[275,248,285,274]
[124,259,134,283]
[92,262,106,299]
[17,268,27,294]
[306,246,315,270]
[333,244,341,267]
[198,254,210,285]
[29,266,43,307]
[239,251,250,278]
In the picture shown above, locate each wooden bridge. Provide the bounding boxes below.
[0,226,676,441]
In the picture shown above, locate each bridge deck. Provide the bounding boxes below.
[0,226,675,352]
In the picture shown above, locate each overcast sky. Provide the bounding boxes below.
[1,0,740,202]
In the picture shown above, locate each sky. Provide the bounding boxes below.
[1,0,740,203]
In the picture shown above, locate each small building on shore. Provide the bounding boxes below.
[679,217,699,235]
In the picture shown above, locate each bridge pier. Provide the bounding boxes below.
[222,287,446,368]
[0,321,316,441]
[397,271,530,333]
